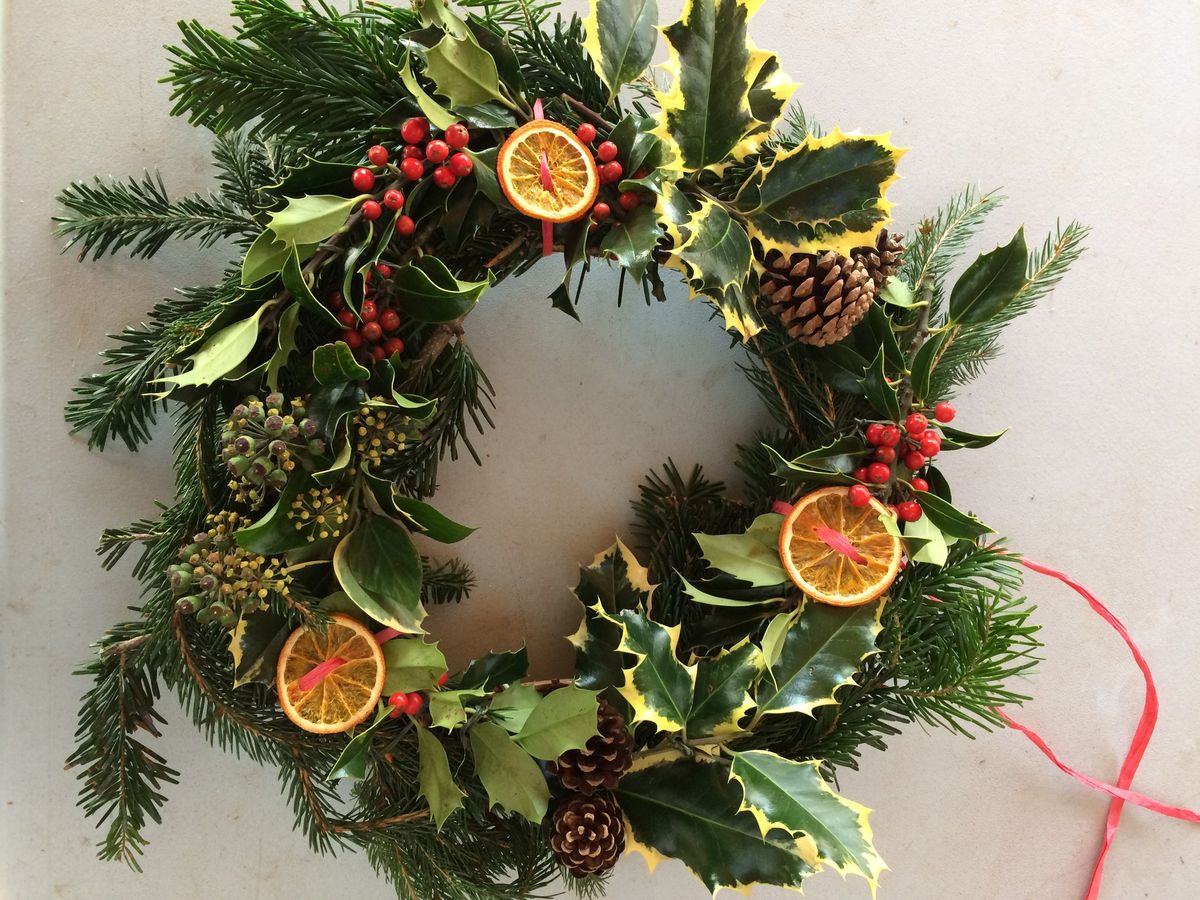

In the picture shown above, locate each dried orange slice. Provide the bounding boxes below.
[778,486,902,607]
[276,613,385,734]
[497,120,599,222]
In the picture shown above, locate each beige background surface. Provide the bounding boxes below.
[2,1,1198,898]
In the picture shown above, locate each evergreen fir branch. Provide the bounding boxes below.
[210,130,291,219]
[54,172,254,260]
[422,556,477,605]
[930,220,1089,396]
[509,14,618,121]
[902,185,1005,307]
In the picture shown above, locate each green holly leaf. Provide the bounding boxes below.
[232,475,313,555]
[280,244,342,329]
[914,492,993,540]
[600,609,695,733]
[227,611,289,688]
[399,53,460,130]
[859,346,901,420]
[392,256,491,323]
[513,685,600,760]
[241,231,317,286]
[266,194,362,246]
[265,302,301,393]
[312,341,369,385]
[679,576,783,608]
[152,300,272,394]
[450,647,529,691]
[583,0,659,103]
[423,33,505,109]
[879,276,917,308]
[654,0,765,172]
[617,752,819,894]
[677,199,752,296]
[693,513,788,588]
[939,425,1007,450]
[383,639,448,694]
[333,517,426,635]
[599,204,661,282]
[416,725,466,830]
[909,330,947,404]
[468,721,549,823]
[759,610,796,669]
[489,683,542,734]
[687,641,761,738]
[390,495,476,543]
[904,513,950,566]
[948,228,1028,325]
[730,750,885,888]
[326,706,389,781]
[756,601,883,717]
[429,689,485,730]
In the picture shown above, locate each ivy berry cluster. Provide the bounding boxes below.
[220,394,326,507]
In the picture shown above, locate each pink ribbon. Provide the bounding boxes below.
[532,98,555,257]
[813,525,866,565]
[297,657,346,692]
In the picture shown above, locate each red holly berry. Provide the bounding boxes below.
[328,290,345,310]
[911,477,930,492]
[865,423,884,445]
[596,141,618,162]
[903,450,926,471]
[897,500,923,523]
[351,167,376,192]
[576,123,597,144]
[848,484,872,507]
[852,466,869,482]
[905,413,928,436]
[402,693,424,715]
[400,157,424,181]
[370,344,388,362]
[380,308,401,332]
[879,425,901,448]
[592,201,611,220]
[383,189,405,210]
[437,672,449,688]
[599,160,623,184]
[445,123,470,149]
[342,329,363,349]
[919,433,941,457]
[448,152,473,177]
[388,691,407,708]
[618,190,640,211]
[359,300,378,323]
[400,117,429,144]
[875,446,896,463]
[374,263,393,279]
[396,215,416,236]
[336,309,357,328]
[425,139,450,163]
[361,199,382,221]
[934,402,956,423]
[866,462,891,484]
[367,144,389,166]
[362,321,383,343]
[403,145,425,160]
[432,166,457,189]
[384,337,405,356]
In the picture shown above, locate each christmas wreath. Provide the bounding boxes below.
[64,0,1148,896]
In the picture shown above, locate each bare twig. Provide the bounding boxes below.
[561,94,615,131]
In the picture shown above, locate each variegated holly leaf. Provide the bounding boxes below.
[730,750,885,888]
[618,751,820,894]
[228,611,289,687]
[583,0,659,104]
[417,725,466,830]
[653,0,766,173]
[687,641,761,738]
[677,199,753,297]
[333,517,426,635]
[468,721,549,823]
[595,609,695,732]
[735,129,905,258]
[449,647,529,691]
[755,600,883,717]
[694,513,789,588]
[512,685,599,760]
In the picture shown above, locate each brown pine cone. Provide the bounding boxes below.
[852,228,905,289]
[551,698,633,794]
[758,248,875,346]
[550,791,626,879]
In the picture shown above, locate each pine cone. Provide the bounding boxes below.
[758,248,875,346]
[550,791,626,879]
[852,228,905,289]
[551,698,633,794]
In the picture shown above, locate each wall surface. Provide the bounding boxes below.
[2,1,1198,898]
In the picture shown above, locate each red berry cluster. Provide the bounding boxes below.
[329,264,406,364]
[387,672,449,719]
[574,123,647,223]
[848,401,957,521]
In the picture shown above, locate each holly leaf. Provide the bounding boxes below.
[687,641,761,738]
[333,517,426,634]
[617,752,819,894]
[312,341,370,385]
[601,609,695,733]
[679,576,783,608]
[228,611,289,687]
[939,425,1007,450]
[730,750,885,888]
[760,610,796,669]
[450,647,529,691]
[382,639,447,694]
[422,33,505,109]
[468,721,549,823]
[153,300,272,393]
[416,725,466,830]
[429,689,485,729]
[948,228,1028,325]
[326,706,389,781]
[266,194,362,246]
[489,683,542,734]
[904,512,950,566]
[599,204,661,282]
[391,495,475,543]
[513,685,600,760]
[693,513,789,588]
[232,475,313,555]
[915,492,993,540]
[265,302,301,393]
[677,199,752,297]
[909,330,947,405]
[654,0,766,172]
[241,231,316,285]
[879,276,917,308]
[399,52,460,130]
[280,245,342,329]
[583,0,659,104]
[755,600,884,717]
[392,256,491,323]
[858,346,901,420]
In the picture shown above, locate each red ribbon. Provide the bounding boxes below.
[998,556,1200,899]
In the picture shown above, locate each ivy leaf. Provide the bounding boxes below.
[265,302,301,393]
[326,706,389,781]
[312,341,369,385]
[417,725,466,830]
[939,425,1007,450]
[266,194,362,245]
[228,611,289,687]
[583,0,659,103]
[755,600,883,717]
[423,34,504,109]
[468,721,550,823]
[693,513,788,588]
[450,647,529,691]
[392,256,491,323]
[513,685,600,760]
[915,492,993,540]
[599,204,661,282]
[333,517,426,634]
[730,750,885,888]
[858,346,901,420]
[602,609,696,733]
[383,639,448,694]
[391,495,476,543]
[677,199,752,296]
[948,228,1028,325]
[687,641,761,738]
[654,0,764,172]
[617,752,819,894]
[489,683,542,734]
[153,300,273,394]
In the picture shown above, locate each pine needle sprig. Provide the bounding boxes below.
[509,14,616,121]
[210,130,287,220]
[421,556,477,605]
[902,186,1005,306]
